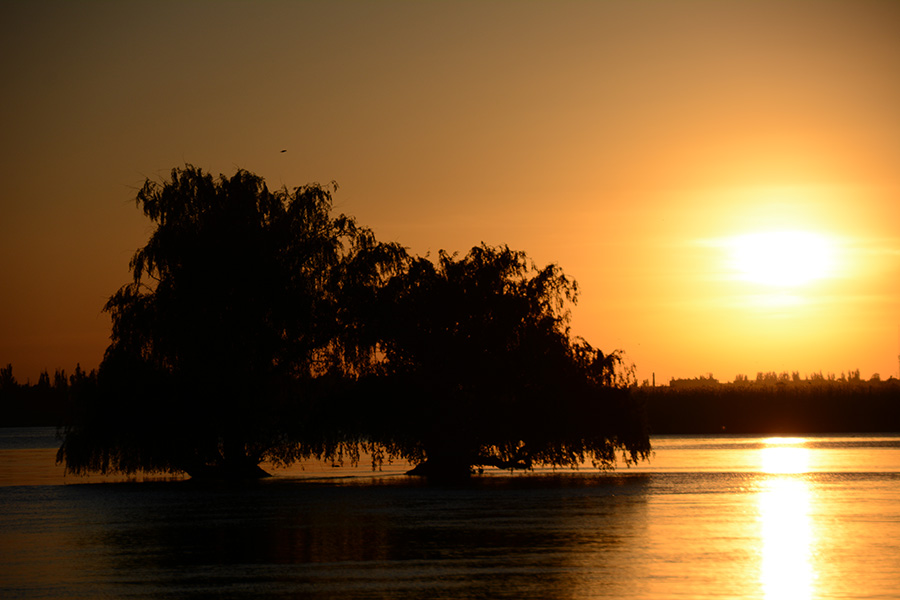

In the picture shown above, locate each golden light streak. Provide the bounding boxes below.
[758,438,817,600]
[759,477,816,600]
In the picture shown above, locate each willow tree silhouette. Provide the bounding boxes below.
[58,165,404,478]
[58,166,648,480]
[363,244,650,478]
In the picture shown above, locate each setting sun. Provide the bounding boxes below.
[728,231,836,287]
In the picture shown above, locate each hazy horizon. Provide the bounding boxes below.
[2,0,899,384]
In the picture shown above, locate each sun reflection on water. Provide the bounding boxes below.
[758,438,816,600]
[760,442,809,474]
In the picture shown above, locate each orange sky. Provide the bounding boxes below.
[2,1,899,385]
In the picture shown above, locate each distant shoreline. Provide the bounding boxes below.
[4,376,899,433]
[638,378,900,435]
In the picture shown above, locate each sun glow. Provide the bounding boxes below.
[728,231,836,287]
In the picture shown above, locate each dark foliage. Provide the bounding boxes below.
[56,165,649,480]
[361,244,650,478]
[57,166,403,478]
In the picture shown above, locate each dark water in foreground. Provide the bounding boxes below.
[2,429,899,599]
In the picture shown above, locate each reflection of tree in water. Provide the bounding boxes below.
[81,477,651,599]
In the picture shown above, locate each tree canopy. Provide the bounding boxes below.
[58,165,648,480]
[361,245,649,478]
[57,165,404,478]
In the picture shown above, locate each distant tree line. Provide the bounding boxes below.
[55,165,650,480]
[0,364,96,427]
[10,359,898,436]
[639,374,900,434]
[666,369,884,389]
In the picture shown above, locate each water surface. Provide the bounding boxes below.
[2,429,899,599]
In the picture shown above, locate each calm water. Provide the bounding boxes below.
[2,428,899,599]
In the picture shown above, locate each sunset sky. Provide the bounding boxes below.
[2,0,899,385]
